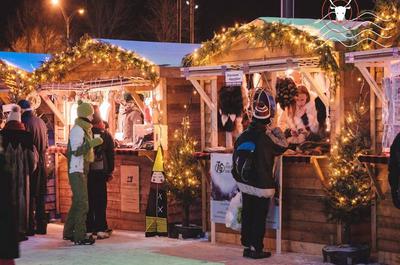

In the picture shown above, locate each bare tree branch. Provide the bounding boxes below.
[6,0,65,53]
[143,0,178,42]
[85,0,138,38]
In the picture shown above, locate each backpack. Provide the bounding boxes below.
[232,129,259,183]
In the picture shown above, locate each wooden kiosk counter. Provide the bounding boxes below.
[37,37,203,231]
[181,17,377,257]
[53,148,154,231]
[2,17,400,264]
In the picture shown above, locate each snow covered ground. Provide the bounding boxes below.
[14,223,375,265]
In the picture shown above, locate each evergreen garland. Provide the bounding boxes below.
[182,21,340,94]
[1,35,159,100]
[352,0,400,50]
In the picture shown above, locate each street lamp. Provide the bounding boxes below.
[50,0,85,46]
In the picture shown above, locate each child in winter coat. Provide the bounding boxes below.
[63,101,103,245]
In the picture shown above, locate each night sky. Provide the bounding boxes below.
[0,0,377,49]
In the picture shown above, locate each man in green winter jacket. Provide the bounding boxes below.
[63,100,103,245]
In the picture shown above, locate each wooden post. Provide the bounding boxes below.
[337,222,342,244]
[211,222,216,244]
[188,78,216,111]
[201,160,207,233]
[371,199,377,252]
[276,156,283,254]
[362,162,385,200]
[200,81,205,151]
[40,92,66,125]
[356,64,387,108]
[225,132,233,149]
[55,153,60,214]
[370,68,377,152]
[310,156,329,188]
[301,70,330,107]
[211,79,218,147]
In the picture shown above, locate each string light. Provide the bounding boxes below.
[165,115,201,198]
[182,20,340,95]
[327,96,373,225]
[1,35,160,99]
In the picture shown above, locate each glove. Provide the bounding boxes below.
[89,137,103,148]
[301,113,309,126]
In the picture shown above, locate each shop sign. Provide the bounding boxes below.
[121,165,140,213]
[225,70,243,85]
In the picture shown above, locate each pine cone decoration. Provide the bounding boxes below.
[276,77,297,110]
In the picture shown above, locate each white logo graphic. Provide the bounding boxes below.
[315,0,394,48]
[329,0,352,22]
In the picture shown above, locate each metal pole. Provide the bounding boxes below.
[281,0,295,18]
[179,0,182,43]
[190,0,194,43]
[177,0,179,42]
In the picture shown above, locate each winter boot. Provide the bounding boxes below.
[74,235,95,245]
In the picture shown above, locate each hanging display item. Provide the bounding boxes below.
[145,146,168,237]
[275,77,298,110]
[218,85,243,132]
[382,77,400,152]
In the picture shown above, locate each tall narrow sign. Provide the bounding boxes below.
[120,165,140,213]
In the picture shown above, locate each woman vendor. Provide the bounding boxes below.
[278,85,319,145]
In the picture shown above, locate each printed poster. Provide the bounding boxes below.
[210,153,237,224]
[210,153,280,229]
[121,165,140,213]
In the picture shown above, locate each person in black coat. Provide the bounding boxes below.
[389,133,400,209]
[18,100,49,235]
[232,89,288,259]
[0,135,18,265]
[1,106,37,265]
[86,106,115,239]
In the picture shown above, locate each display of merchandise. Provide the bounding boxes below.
[275,77,298,110]
[218,86,243,132]
[382,77,400,151]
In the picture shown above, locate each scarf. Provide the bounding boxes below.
[75,117,94,163]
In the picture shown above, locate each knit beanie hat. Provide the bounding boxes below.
[77,100,94,118]
[252,88,276,120]
[7,105,21,122]
[17,99,32,112]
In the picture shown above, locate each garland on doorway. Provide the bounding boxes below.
[182,21,340,94]
[1,35,159,100]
